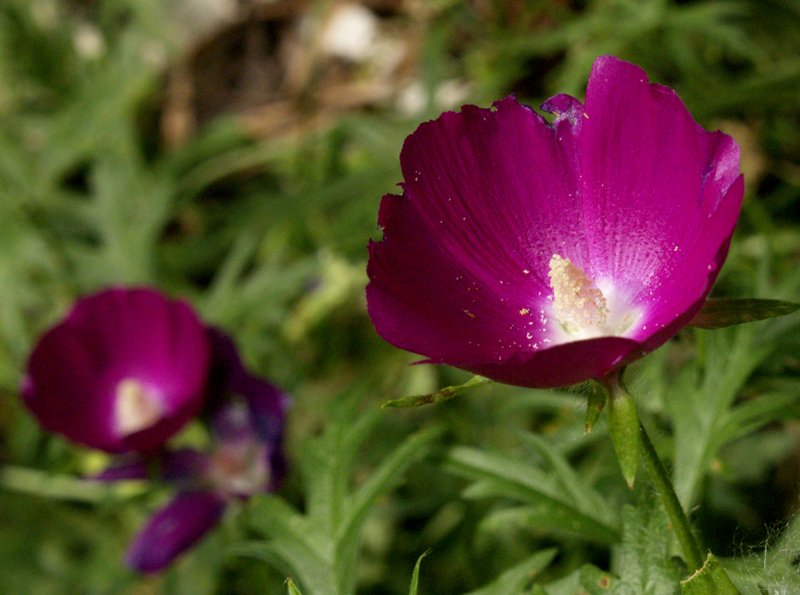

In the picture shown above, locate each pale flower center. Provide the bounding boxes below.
[548,255,609,337]
[208,441,270,496]
[114,378,166,437]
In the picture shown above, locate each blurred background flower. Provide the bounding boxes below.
[23,287,210,453]
[98,329,288,573]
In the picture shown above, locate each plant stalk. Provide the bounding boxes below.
[637,418,704,574]
[602,373,704,574]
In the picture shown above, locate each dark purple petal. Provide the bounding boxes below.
[367,56,743,388]
[205,328,287,443]
[204,327,243,410]
[205,328,289,491]
[23,287,210,453]
[94,458,150,482]
[126,491,225,574]
[229,372,288,446]
[464,337,640,389]
[95,449,210,484]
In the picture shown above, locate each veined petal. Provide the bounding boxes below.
[368,191,557,370]
[579,57,744,324]
[399,95,590,293]
[126,491,225,574]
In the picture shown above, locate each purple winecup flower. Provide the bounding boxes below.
[99,329,288,574]
[23,287,211,453]
[367,55,744,389]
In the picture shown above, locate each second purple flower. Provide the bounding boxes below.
[23,288,211,453]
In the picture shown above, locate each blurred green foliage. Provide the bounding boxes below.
[3,0,800,594]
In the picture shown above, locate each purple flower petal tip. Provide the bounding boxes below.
[23,287,211,453]
[367,55,744,388]
[126,491,225,574]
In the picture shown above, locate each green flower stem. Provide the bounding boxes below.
[637,417,704,574]
[601,374,704,574]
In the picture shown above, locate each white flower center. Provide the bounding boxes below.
[114,378,166,437]
[548,255,610,337]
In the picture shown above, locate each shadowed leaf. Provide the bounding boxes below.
[689,299,800,329]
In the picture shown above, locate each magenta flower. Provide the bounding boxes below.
[23,288,211,452]
[367,56,744,389]
[98,329,288,573]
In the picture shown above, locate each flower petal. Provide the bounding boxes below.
[465,336,639,389]
[368,191,557,369]
[23,287,210,453]
[126,491,225,574]
[95,449,209,483]
[578,56,744,335]
[398,96,592,294]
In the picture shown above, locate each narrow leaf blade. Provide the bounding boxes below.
[465,549,557,595]
[689,299,800,330]
[383,376,492,408]
[409,551,430,595]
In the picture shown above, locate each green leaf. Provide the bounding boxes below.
[680,554,741,595]
[578,565,619,594]
[716,389,800,446]
[688,299,800,330]
[238,403,440,595]
[235,496,333,595]
[383,375,492,408]
[465,549,557,595]
[444,447,620,544]
[722,514,800,594]
[479,506,620,546]
[409,551,429,595]
[334,425,443,593]
[518,432,610,517]
[647,325,773,507]
[287,577,303,595]
[613,499,685,595]
[607,388,640,488]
